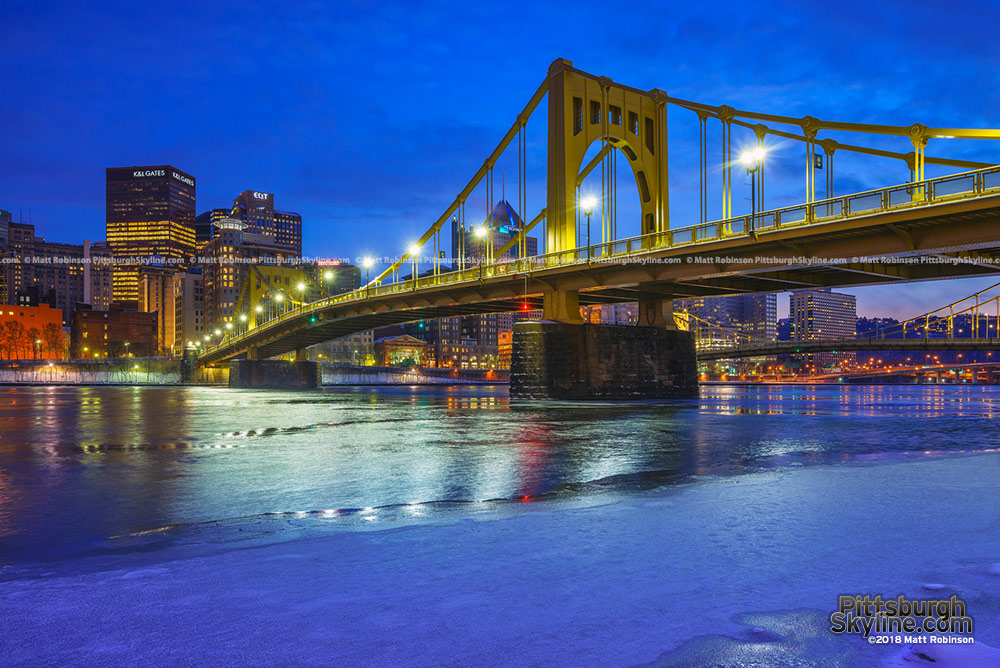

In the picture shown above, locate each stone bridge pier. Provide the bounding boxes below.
[509,288,699,400]
[228,346,322,389]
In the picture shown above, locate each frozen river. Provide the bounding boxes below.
[1,384,999,666]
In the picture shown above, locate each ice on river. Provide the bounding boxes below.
[2,453,999,667]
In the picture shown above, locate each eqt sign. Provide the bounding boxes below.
[253,192,271,200]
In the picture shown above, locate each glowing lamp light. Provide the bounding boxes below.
[225,322,233,330]
[255,305,263,313]
[740,146,766,168]
[215,329,222,336]
[362,256,374,269]
[409,244,421,256]
[239,314,247,322]
[324,271,333,280]
[474,226,488,239]
[275,294,284,302]
[297,283,306,291]
[581,195,598,214]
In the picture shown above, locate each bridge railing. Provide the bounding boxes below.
[561,164,1000,263]
[200,164,1000,360]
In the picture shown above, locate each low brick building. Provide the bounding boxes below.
[71,302,158,358]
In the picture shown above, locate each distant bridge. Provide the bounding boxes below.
[793,362,1000,384]
[697,337,1000,361]
[696,280,1000,361]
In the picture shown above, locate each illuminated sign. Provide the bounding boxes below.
[317,259,342,267]
[172,171,195,187]
[133,169,165,178]
[253,192,271,200]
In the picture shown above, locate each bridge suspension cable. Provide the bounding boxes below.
[369,76,550,287]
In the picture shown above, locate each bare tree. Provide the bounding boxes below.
[5,321,27,359]
[0,321,14,359]
[26,327,42,360]
[42,323,63,359]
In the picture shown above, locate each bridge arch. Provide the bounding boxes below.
[574,135,651,244]
[546,58,669,253]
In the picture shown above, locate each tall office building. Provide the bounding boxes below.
[83,241,113,312]
[194,208,230,245]
[676,294,777,350]
[138,265,178,355]
[200,218,298,328]
[230,190,302,256]
[1,222,112,325]
[0,209,10,250]
[451,200,538,265]
[173,269,204,352]
[789,289,857,368]
[0,210,10,303]
[5,222,33,305]
[739,293,778,343]
[106,166,197,302]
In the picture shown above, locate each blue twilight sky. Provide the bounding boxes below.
[2,0,999,318]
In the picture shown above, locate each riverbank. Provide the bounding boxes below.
[3,453,998,667]
[0,360,506,386]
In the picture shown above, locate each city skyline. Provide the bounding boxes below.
[3,1,999,319]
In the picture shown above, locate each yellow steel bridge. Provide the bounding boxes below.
[199,59,1000,365]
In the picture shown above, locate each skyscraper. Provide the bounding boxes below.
[200,218,298,328]
[0,209,10,250]
[451,200,537,266]
[230,190,302,256]
[676,294,777,349]
[106,166,197,302]
[173,269,204,353]
[194,208,230,245]
[138,265,178,354]
[789,289,857,368]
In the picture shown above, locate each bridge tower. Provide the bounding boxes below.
[511,60,697,399]
[542,58,672,324]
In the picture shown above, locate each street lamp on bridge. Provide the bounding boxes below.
[409,244,421,287]
[581,195,598,257]
[740,146,765,232]
[362,257,374,296]
[473,226,488,264]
